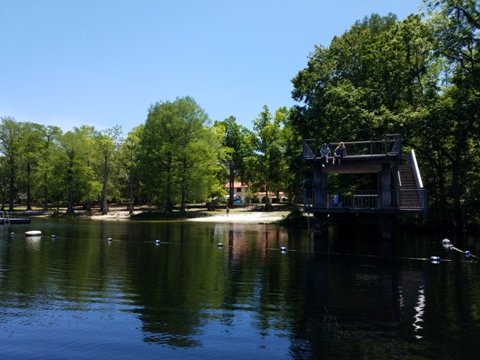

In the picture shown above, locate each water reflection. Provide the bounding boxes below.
[0,219,479,359]
[413,285,425,339]
[25,235,42,250]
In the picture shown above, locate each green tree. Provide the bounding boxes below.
[0,117,25,211]
[18,122,46,210]
[214,116,253,206]
[55,126,97,215]
[0,155,9,210]
[247,105,286,209]
[281,113,305,204]
[94,126,122,215]
[290,13,434,142]
[139,96,222,211]
[118,125,143,213]
[35,125,62,211]
[415,0,480,228]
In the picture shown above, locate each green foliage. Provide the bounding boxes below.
[246,105,290,209]
[93,126,122,214]
[213,116,253,206]
[138,96,223,212]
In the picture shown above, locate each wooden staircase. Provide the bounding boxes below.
[398,165,422,209]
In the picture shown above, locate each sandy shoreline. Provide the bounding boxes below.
[187,212,285,223]
[88,210,286,224]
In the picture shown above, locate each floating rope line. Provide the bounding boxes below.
[439,238,478,261]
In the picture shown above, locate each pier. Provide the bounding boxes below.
[302,134,426,238]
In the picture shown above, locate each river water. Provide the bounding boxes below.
[0,218,479,359]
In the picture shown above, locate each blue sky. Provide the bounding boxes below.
[1,0,424,136]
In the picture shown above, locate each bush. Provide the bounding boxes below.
[278,208,308,228]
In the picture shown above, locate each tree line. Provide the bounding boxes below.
[0,97,295,214]
[1,0,479,230]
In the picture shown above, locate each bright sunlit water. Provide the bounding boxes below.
[0,217,479,359]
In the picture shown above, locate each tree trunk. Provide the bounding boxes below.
[43,171,48,211]
[66,161,74,215]
[101,159,108,215]
[9,156,14,212]
[180,158,186,212]
[165,155,173,212]
[128,176,134,214]
[264,183,271,210]
[229,165,234,206]
[26,163,32,210]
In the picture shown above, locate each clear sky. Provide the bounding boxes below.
[1,0,424,136]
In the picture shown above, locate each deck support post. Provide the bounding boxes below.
[380,163,391,208]
[377,214,392,239]
[313,213,328,238]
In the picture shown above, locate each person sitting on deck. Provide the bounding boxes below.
[320,143,330,167]
[333,142,347,165]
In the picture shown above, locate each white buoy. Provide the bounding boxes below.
[10,232,14,236]
[465,250,471,258]
[280,246,287,253]
[442,238,451,249]
[108,237,113,242]
[155,239,161,245]
[51,234,56,239]
[217,243,224,248]
[430,256,441,263]
[25,230,42,237]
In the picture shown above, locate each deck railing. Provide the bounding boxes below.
[408,149,423,189]
[0,211,9,224]
[303,189,426,211]
[302,134,402,161]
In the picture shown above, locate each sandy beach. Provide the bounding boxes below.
[187,211,285,224]
[88,210,286,224]
[90,211,288,224]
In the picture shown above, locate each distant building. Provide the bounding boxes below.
[256,190,287,203]
[224,182,248,202]
[224,182,286,204]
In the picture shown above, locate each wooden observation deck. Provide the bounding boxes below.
[302,134,427,237]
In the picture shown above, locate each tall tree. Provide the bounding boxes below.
[247,105,286,209]
[0,117,25,211]
[416,0,480,228]
[139,96,222,211]
[19,122,45,210]
[119,125,143,213]
[290,13,433,142]
[214,116,252,206]
[55,126,97,215]
[35,125,62,211]
[95,126,122,215]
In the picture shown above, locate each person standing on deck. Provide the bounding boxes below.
[302,178,314,207]
[333,142,347,165]
[320,143,330,167]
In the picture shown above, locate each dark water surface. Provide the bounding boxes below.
[0,218,479,359]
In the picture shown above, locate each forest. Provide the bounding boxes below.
[0,0,478,231]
